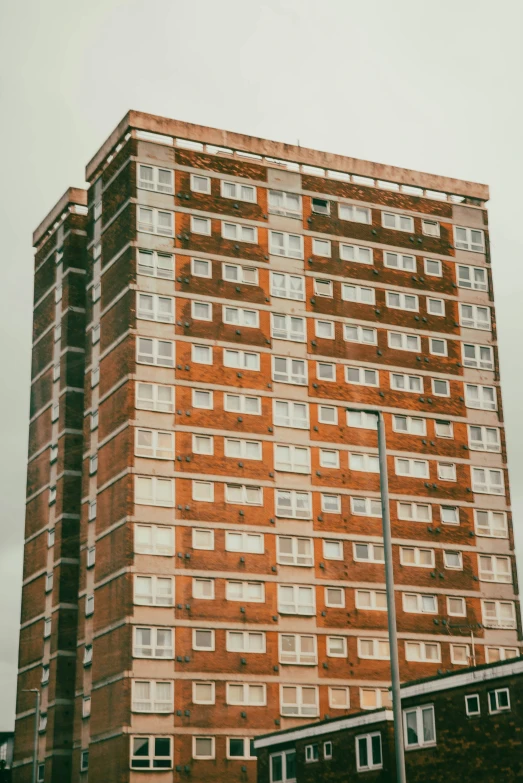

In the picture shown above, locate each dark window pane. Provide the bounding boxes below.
[133,738,149,756]
[229,739,245,757]
[286,750,296,778]
[358,737,368,767]
[271,755,283,782]
[155,738,171,756]
[371,734,382,764]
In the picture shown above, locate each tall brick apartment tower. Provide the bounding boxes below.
[14,111,521,782]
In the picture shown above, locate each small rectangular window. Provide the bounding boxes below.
[338,203,371,223]
[191,174,211,194]
[457,264,488,290]
[403,705,436,748]
[465,694,480,716]
[454,226,485,252]
[221,180,256,202]
[356,732,383,771]
[382,212,414,232]
[222,221,257,243]
[488,688,510,714]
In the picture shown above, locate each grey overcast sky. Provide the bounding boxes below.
[1,0,522,730]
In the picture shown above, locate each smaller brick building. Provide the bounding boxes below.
[253,657,523,783]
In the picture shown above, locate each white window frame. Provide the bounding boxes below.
[403,705,436,749]
[474,509,508,538]
[280,685,319,718]
[340,243,373,264]
[225,531,264,554]
[222,262,259,285]
[136,337,175,367]
[271,313,306,342]
[390,372,423,393]
[454,226,485,253]
[225,484,263,506]
[338,203,371,224]
[192,629,215,651]
[385,290,419,312]
[465,383,497,411]
[269,230,303,259]
[226,630,266,653]
[270,271,305,301]
[273,399,309,429]
[404,641,441,663]
[392,414,426,436]
[471,466,505,495]
[272,356,307,385]
[191,257,212,278]
[468,425,500,452]
[457,264,488,291]
[388,331,420,352]
[276,536,313,567]
[341,283,376,304]
[224,305,260,328]
[345,366,379,387]
[130,736,173,769]
[192,681,215,705]
[131,680,174,713]
[395,457,430,479]
[268,189,302,218]
[223,349,260,371]
[382,211,414,232]
[190,173,211,194]
[478,554,512,583]
[134,476,174,507]
[462,343,494,371]
[192,481,214,502]
[138,249,174,279]
[399,547,435,568]
[137,207,174,237]
[278,584,316,615]
[191,301,212,321]
[224,393,261,415]
[384,251,416,271]
[221,180,256,202]
[356,732,383,772]
[358,638,390,660]
[312,237,331,257]
[350,497,382,518]
[135,428,174,460]
[134,575,174,607]
[134,524,175,556]
[275,489,312,519]
[481,600,516,629]
[353,542,385,563]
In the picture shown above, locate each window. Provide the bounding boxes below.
[404,705,436,748]
[227,738,255,760]
[422,220,440,237]
[225,484,263,505]
[136,337,174,367]
[138,164,174,193]
[224,306,259,328]
[317,362,336,381]
[341,283,376,304]
[48,486,57,505]
[351,498,382,518]
[471,467,504,495]
[326,636,347,657]
[311,197,330,215]
[221,180,256,202]
[138,249,174,279]
[344,324,377,345]
[325,586,345,607]
[272,356,307,385]
[468,425,500,452]
[390,373,423,392]
[345,366,379,386]
[457,264,488,290]
[275,489,311,518]
[356,590,387,611]
[315,319,334,339]
[474,509,508,538]
[132,681,173,713]
[388,331,420,352]
[278,585,315,615]
[360,688,392,710]
[277,536,313,566]
[224,393,261,414]
[358,638,390,660]
[435,420,453,438]
[356,733,383,772]
[386,291,419,311]
[136,383,174,413]
[222,262,258,285]
[135,429,174,460]
[338,203,371,223]
[430,338,448,356]
[83,644,93,665]
[49,445,58,463]
[347,411,378,430]
[384,251,416,271]
[274,444,310,473]
[305,743,319,763]
[80,750,89,772]
[454,226,485,252]
[51,403,59,423]
[313,238,331,257]
[226,581,264,602]
[192,481,214,502]
[353,542,385,562]
[320,448,339,469]
[192,301,212,321]
[191,257,212,278]
[324,742,333,759]
[438,462,456,481]
[340,243,373,264]
[479,554,511,583]
[323,539,343,559]
[482,600,516,629]
[92,282,101,303]
[193,737,215,760]
[427,297,445,316]
[280,685,318,717]
[268,189,301,218]
[461,303,492,332]
[135,476,174,507]
[47,528,55,547]
[382,212,414,231]
[89,455,98,475]
[225,531,264,554]
[350,453,379,473]
[191,216,211,235]
[134,576,174,606]
[314,279,333,297]
[485,647,519,663]
[37,763,45,782]
[91,324,100,345]
[137,207,174,237]
[397,502,432,522]
[85,595,94,616]
[329,686,350,709]
[465,384,497,410]
[226,683,266,705]
[190,174,211,193]
[223,349,260,371]
[402,593,437,614]
[43,618,52,638]
[405,642,441,662]
[192,529,214,550]
[192,389,213,410]
[91,366,99,387]
[393,415,426,435]
[488,688,511,714]
[90,411,98,431]
[462,343,494,370]
[191,682,215,706]
[39,713,47,732]
[88,500,97,523]
[271,314,306,342]
[86,548,96,568]
[443,550,463,570]
[400,547,434,568]
[193,578,215,600]
[226,630,265,653]
[434,377,449,397]
[441,505,459,525]
[273,399,309,429]
[269,231,303,258]
[270,749,297,783]
[193,629,215,651]
[321,493,341,513]
[447,597,466,616]
[270,271,305,300]
[319,405,338,425]
[45,573,53,593]
[131,737,172,769]
[465,694,481,716]
[395,458,429,478]
[41,664,49,685]
[225,438,262,460]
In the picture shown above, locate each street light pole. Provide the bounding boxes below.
[346,408,407,782]
[22,689,40,783]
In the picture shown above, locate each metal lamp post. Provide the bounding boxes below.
[346,408,407,783]
[22,689,40,783]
